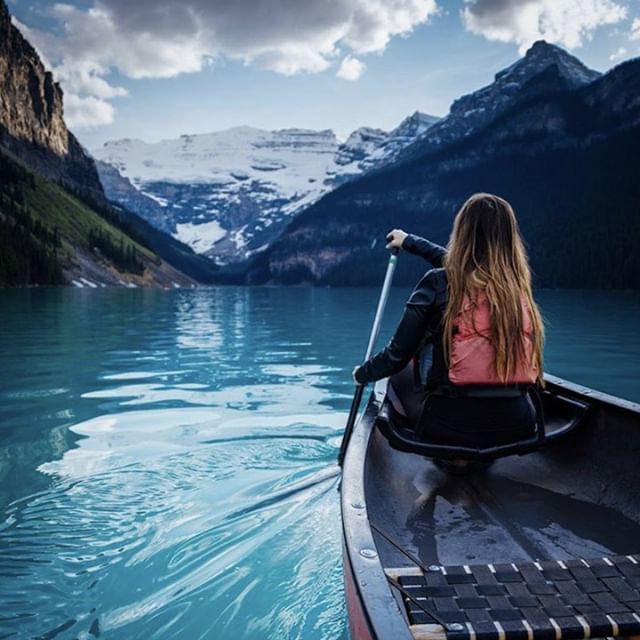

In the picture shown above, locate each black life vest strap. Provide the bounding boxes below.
[426,383,531,399]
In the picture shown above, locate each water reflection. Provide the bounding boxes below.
[175,290,224,352]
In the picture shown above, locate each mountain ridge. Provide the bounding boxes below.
[243,44,640,289]
[94,40,603,271]
[394,40,601,166]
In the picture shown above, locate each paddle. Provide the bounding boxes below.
[338,247,399,467]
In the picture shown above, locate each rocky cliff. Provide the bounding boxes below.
[0,0,105,205]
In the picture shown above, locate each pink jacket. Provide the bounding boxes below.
[449,291,537,385]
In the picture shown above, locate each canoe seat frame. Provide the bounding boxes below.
[374,386,591,461]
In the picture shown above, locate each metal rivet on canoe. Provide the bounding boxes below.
[448,623,464,632]
[360,548,378,559]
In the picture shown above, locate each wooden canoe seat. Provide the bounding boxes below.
[386,555,640,640]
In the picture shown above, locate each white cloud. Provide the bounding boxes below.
[337,55,367,80]
[462,0,627,53]
[251,46,334,76]
[609,45,628,61]
[631,17,640,40]
[15,0,439,130]
[341,0,439,53]
[55,62,128,100]
[64,94,116,128]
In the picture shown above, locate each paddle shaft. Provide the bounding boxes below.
[338,249,399,467]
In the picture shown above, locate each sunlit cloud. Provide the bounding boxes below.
[609,46,627,61]
[337,55,367,80]
[462,0,627,54]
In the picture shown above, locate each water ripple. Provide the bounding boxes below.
[0,290,351,640]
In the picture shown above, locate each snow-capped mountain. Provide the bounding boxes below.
[334,112,439,170]
[363,111,440,168]
[93,41,597,267]
[93,115,438,263]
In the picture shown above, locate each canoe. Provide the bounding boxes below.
[341,375,640,640]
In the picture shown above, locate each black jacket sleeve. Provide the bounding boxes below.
[354,270,438,385]
[402,234,447,267]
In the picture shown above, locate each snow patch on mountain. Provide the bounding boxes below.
[175,219,227,254]
[93,117,438,263]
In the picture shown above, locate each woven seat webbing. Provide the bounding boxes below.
[392,555,640,640]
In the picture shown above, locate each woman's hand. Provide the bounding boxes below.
[386,229,408,250]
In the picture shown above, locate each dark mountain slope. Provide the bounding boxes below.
[0,0,219,286]
[246,50,640,289]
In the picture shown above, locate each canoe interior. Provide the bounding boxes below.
[342,376,640,639]
[367,379,640,570]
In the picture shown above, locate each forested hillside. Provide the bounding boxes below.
[0,149,197,287]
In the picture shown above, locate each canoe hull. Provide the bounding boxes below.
[343,539,375,640]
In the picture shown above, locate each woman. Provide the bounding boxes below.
[352,193,545,448]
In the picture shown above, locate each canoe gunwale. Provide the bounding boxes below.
[340,380,417,640]
[544,373,640,416]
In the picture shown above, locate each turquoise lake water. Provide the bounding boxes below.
[1,287,639,639]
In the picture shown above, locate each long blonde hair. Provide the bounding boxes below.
[442,193,544,384]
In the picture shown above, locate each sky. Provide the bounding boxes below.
[10,0,640,149]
